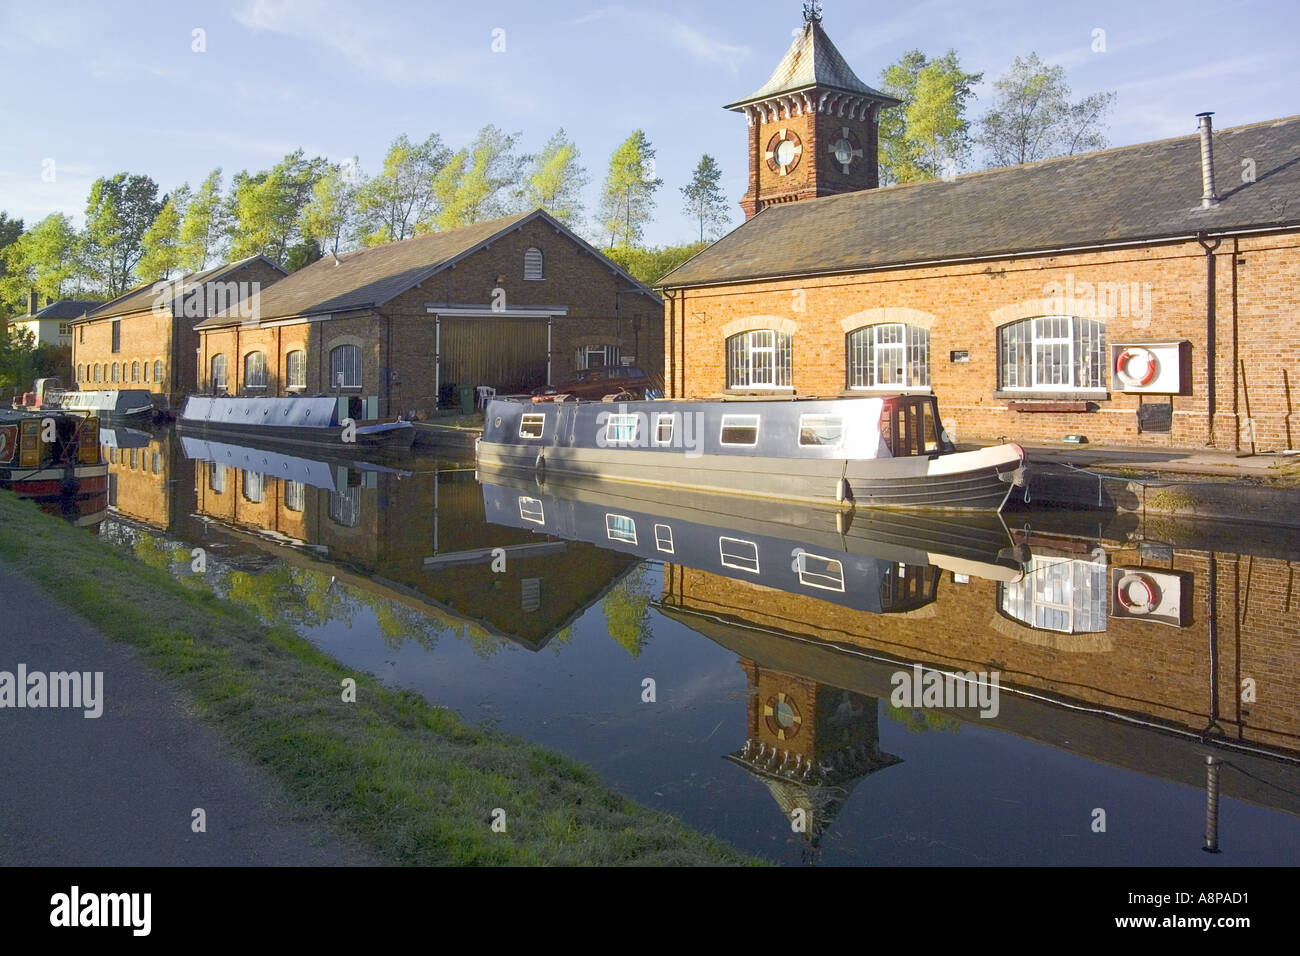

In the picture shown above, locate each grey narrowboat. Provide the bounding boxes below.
[477,394,1026,512]
[178,396,415,456]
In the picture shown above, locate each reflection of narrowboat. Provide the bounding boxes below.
[478,394,1026,511]
[180,435,413,490]
[0,409,109,515]
[479,467,1027,613]
[178,396,415,456]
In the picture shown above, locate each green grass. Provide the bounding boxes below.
[0,494,759,866]
[1268,458,1300,488]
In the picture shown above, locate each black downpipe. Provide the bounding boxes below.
[1197,234,1222,446]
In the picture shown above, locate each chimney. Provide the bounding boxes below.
[27,290,39,316]
[1197,112,1219,208]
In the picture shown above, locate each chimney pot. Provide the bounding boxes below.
[27,290,39,316]
[1197,112,1219,209]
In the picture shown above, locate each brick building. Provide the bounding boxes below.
[193,209,663,418]
[658,9,1300,451]
[70,256,286,409]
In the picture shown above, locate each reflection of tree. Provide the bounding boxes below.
[131,534,173,571]
[885,705,961,734]
[225,566,351,628]
[350,590,445,651]
[603,572,652,659]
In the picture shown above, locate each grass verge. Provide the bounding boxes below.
[0,494,758,866]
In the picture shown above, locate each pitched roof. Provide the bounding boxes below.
[659,115,1300,289]
[78,255,285,322]
[25,299,101,320]
[195,209,659,330]
[725,17,899,110]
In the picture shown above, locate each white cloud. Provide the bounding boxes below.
[572,8,750,69]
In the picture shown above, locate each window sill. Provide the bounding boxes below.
[994,390,1109,402]
[724,388,795,396]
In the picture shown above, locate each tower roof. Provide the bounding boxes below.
[725,16,899,112]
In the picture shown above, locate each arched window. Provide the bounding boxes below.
[208,462,225,494]
[328,486,361,527]
[523,247,544,280]
[726,330,792,389]
[242,470,265,503]
[847,324,930,389]
[283,481,306,513]
[93,364,101,383]
[244,352,267,389]
[286,350,307,389]
[329,344,361,389]
[999,556,1108,633]
[77,364,84,382]
[998,316,1107,391]
[142,361,149,382]
[111,363,120,383]
[153,360,163,383]
[131,361,140,383]
[211,354,227,392]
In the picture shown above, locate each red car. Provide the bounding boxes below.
[532,366,663,402]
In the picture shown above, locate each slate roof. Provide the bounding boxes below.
[77,255,285,322]
[659,115,1300,289]
[195,208,659,330]
[725,17,899,110]
[25,299,101,320]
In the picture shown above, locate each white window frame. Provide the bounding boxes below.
[998,315,1107,392]
[719,536,760,573]
[605,413,638,445]
[727,329,793,390]
[523,247,544,280]
[796,551,846,592]
[654,524,674,553]
[606,513,637,544]
[719,414,760,447]
[518,496,545,524]
[519,413,545,439]
[211,354,227,391]
[330,344,361,390]
[576,344,619,371]
[848,323,931,391]
[284,480,306,512]
[797,414,844,448]
[286,350,307,390]
[654,413,674,446]
[242,469,265,503]
[999,555,1108,633]
[244,351,268,390]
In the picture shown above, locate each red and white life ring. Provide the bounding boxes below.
[0,425,13,461]
[1115,572,1161,615]
[1115,347,1159,388]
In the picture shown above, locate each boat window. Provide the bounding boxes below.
[798,414,843,447]
[719,537,759,573]
[719,414,759,446]
[654,413,674,445]
[519,413,545,439]
[605,514,637,545]
[882,398,940,457]
[605,413,638,444]
[796,551,845,592]
[654,524,674,554]
[518,496,545,525]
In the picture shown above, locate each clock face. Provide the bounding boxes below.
[764,128,803,176]
[828,127,864,174]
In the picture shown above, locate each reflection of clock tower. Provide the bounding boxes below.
[726,3,900,219]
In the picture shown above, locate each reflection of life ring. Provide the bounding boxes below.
[1116,572,1160,615]
[0,426,12,460]
[763,691,803,740]
[1115,347,1159,388]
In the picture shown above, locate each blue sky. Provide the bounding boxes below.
[1,0,1296,248]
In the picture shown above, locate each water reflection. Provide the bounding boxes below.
[90,427,1300,864]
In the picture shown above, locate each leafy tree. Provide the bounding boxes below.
[878,50,981,183]
[0,327,66,390]
[680,154,731,242]
[977,53,1116,167]
[603,572,652,658]
[602,241,708,285]
[599,130,662,248]
[178,169,228,272]
[138,185,191,281]
[0,214,81,311]
[523,128,588,226]
[227,150,328,266]
[301,159,362,256]
[0,213,22,300]
[82,173,162,295]
[429,125,525,231]
[355,134,448,246]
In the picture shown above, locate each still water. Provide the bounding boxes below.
[90,426,1300,865]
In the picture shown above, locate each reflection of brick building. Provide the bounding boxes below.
[104,431,196,530]
[659,8,1300,451]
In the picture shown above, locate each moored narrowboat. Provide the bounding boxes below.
[476,394,1026,512]
[12,377,158,422]
[0,409,109,512]
[177,396,415,456]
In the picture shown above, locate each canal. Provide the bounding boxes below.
[85,426,1300,865]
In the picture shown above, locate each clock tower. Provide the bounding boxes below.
[726,2,900,219]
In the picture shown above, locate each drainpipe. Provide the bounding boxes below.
[1197,233,1221,446]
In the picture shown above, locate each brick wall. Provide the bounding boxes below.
[664,232,1300,449]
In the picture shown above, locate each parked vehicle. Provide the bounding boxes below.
[531,366,662,401]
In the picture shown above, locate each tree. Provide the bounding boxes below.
[300,160,361,256]
[878,50,982,183]
[599,130,662,248]
[227,150,327,266]
[82,173,162,295]
[602,241,709,285]
[178,169,228,272]
[523,128,588,226]
[977,53,1116,167]
[680,154,731,242]
[429,125,525,231]
[0,214,81,311]
[137,185,191,281]
[0,213,22,298]
[355,134,448,246]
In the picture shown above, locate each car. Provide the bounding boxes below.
[531,366,663,401]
